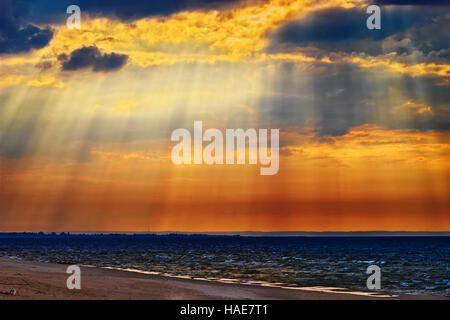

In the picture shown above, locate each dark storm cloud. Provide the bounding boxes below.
[74,0,243,20]
[373,0,450,5]
[59,46,128,72]
[10,0,244,24]
[257,62,450,137]
[270,6,447,56]
[258,63,382,136]
[389,16,450,57]
[0,0,53,54]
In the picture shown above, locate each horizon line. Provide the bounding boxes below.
[1,230,450,236]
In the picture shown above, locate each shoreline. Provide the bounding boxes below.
[91,265,399,298]
[1,257,448,300]
[0,257,449,300]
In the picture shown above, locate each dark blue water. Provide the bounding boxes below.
[0,235,449,296]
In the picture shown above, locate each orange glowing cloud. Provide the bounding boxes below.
[26,75,66,89]
[2,0,448,85]
[40,0,365,62]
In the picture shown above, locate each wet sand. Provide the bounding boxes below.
[0,257,445,300]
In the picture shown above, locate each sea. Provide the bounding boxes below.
[0,235,448,297]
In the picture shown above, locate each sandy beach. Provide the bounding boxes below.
[0,257,446,300]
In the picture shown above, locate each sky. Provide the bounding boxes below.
[0,0,449,232]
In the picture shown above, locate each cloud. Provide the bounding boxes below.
[59,46,128,72]
[35,0,366,68]
[257,61,450,136]
[0,0,53,54]
[0,75,23,87]
[26,75,65,89]
[373,0,447,5]
[270,6,445,56]
[35,60,54,71]
[387,16,450,57]
[111,99,139,115]
[285,123,450,169]
[74,0,245,20]
[263,51,449,79]
[392,100,434,116]
[12,0,246,23]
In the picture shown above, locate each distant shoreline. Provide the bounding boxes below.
[1,257,447,300]
[1,231,450,237]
